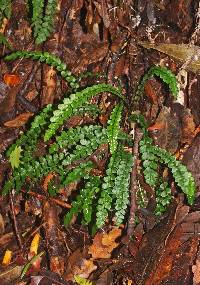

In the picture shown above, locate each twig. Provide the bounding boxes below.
[127,127,143,238]
[9,191,23,250]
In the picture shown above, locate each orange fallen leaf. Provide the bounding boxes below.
[43,172,56,191]
[73,259,97,279]
[4,74,21,86]
[2,249,12,265]
[88,227,122,259]
[148,122,165,131]
[30,233,40,256]
[4,112,34,128]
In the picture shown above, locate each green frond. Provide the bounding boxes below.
[62,161,94,186]
[107,102,123,154]
[0,0,11,27]
[64,176,101,226]
[96,149,119,228]
[112,149,133,225]
[0,33,12,49]
[35,0,57,44]
[155,181,171,216]
[30,0,57,44]
[44,84,122,141]
[31,0,44,38]
[4,51,78,89]
[153,146,196,205]
[139,136,159,187]
[136,66,178,102]
[49,125,104,154]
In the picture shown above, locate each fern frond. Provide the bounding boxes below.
[0,0,11,27]
[3,126,107,195]
[155,181,171,216]
[64,176,101,226]
[31,0,57,44]
[49,125,104,154]
[112,149,133,225]
[31,0,44,38]
[96,149,120,228]
[132,114,196,207]
[153,146,196,205]
[44,84,122,141]
[62,161,94,186]
[4,51,79,89]
[139,136,159,187]
[107,102,123,154]
[136,66,178,102]
[35,0,57,44]
[0,33,12,48]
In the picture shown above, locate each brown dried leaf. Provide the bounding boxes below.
[4,112,34,128]
[43,172,56,191]
[88,227,122,259]
[139,42,200,73]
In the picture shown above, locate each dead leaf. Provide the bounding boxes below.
[4,112,33,128]
[139,42,200,73]
[73,259,97,279]
[2,250,12,265]
[43,173,56,191]
[88,227,122,259]
[3,74,21,86]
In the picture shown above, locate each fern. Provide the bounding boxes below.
[136,66,178,102]
[44,84,122,141]
[112,149,133,225]
[155,181,171,216]
[49,125,104,154]
[132,114,196,206]
[3,126,107,195]
[0,0,11,27]
[96,146,133,228]
[0,33,12,49]
[31,0,44,39]
[31,0,57,44]
[139,136,159,187]
[4,51,79,89]
[107,102,123,154]
[64,176,101,226]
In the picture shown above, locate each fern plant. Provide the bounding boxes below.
[2,50,196,229]
[0,0,11,28]
[30,0,57,44]
[131,114,196,214]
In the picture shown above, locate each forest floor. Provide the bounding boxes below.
[1,1,200,284]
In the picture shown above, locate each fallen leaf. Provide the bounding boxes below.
[43,172,56,191]
[4,74,21,86]
[2,250,12,265]
[88,227,122,259]
[29,233,40,256]
[139,42,200,73]
[4,112,33,128]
